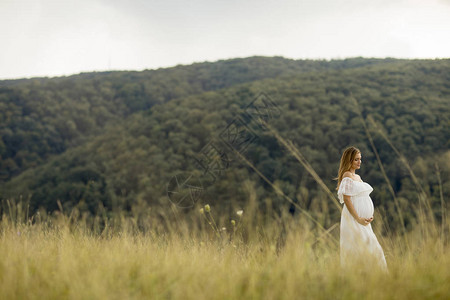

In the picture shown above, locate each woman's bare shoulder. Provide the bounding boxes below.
[342,171,353,179]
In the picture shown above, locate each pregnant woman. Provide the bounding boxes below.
[336,146,388,273]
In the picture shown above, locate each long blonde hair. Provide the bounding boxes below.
[335,146,361,190]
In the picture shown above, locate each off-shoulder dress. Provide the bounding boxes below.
[337,177,388,272]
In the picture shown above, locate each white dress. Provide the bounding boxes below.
[338,177,388,272]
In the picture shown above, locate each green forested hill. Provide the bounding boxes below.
[0,56,402,182]
[0,57,449,231]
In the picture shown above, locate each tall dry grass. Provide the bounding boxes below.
[0,196,449,300]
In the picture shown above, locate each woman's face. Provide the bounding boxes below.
[351,152,362,170]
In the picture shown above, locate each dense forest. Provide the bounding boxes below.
[0,56,449,232]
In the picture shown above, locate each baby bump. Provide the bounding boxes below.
[352,196,374,218]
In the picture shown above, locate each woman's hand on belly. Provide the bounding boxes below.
[357,216,373,226]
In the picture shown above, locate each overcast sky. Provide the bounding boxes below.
[1,0,449,80]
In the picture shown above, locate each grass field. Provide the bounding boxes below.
[0,200,449,300]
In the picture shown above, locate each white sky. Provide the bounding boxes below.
[1,0,449,80]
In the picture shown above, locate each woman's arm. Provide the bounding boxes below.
[343,195,373,226]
